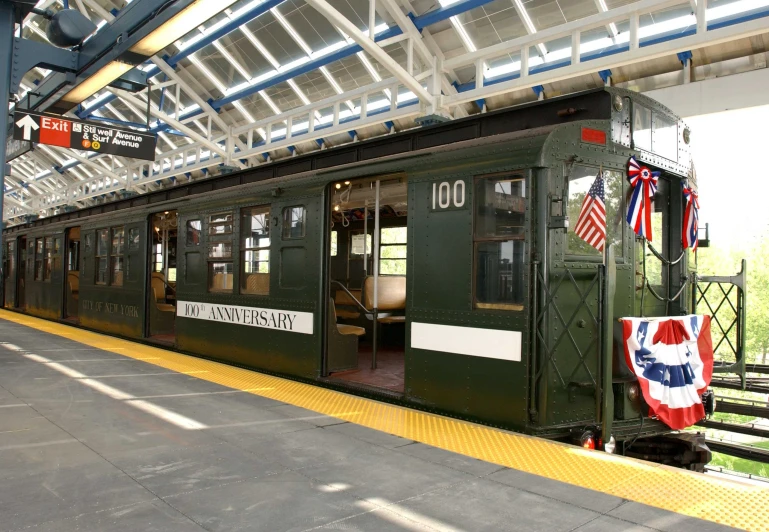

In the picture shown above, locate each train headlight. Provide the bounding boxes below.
[627,382,640,402]
[604,436,616,454]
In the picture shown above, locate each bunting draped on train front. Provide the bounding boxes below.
[621,315,714,430]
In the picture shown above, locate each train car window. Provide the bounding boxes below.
[652,113,678,161]
[43,237,54,281]
[638,212,664,287]
[52,238,61,279]
[128,228,141,251]
[282,206,306,239]
[241,207,270,295]
[208,213,233,235]
[380,227,407,275]
[34,238,43,281]
[633,104,652,151]
[186,220,202,246]
[566,166,624,258]
[95,229,109,285]
[473,175,526,310]
[207,212,234,293]
[330,231,338,257]
[111,227,125,287]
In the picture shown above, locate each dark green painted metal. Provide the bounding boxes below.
[602,245,616,444]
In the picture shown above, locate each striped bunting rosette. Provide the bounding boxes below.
[626,156,660,241]
[621,315,714,430]
[573,170,607,252]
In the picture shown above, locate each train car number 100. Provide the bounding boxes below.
[431,180,466,210]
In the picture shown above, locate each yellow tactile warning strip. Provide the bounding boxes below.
[2,311,768,531]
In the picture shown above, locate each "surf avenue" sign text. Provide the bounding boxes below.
[176,301,313,335]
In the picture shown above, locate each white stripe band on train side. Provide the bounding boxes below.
[411,322,522,362]
[176,300,314,335]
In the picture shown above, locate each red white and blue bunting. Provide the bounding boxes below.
[621,315,714,429]
[682,185,700,251]
[626,156,660,241]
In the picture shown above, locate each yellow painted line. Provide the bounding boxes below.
[1,310,768,530]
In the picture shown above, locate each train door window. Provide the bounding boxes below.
[565,165,625,258]
[186,220,201,246]
[68,233,80,271]
[128,227,141,251]
[111,227,125,286]
[34,238,43,281]
[282,206,306,239]
[380,227,407,275]
[208,212,234,292]
[95,229,109,284]
[473,174,526,310]
[633,104,652,151]
[241,206,270,295]
[43,237,54,281]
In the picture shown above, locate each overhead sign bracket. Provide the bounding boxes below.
[10,36,80,95]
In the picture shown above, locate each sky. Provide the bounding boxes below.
[685,105,769,252]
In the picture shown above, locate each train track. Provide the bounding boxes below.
[696,419,769,439]
[706,439,769,464]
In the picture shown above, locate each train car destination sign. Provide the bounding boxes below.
[12,109,156,161]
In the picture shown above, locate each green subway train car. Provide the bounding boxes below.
[1,87,746,468]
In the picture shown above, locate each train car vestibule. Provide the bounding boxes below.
[326,176,407,393]
[148,210,178,344]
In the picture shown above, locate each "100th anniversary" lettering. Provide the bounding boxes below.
[176,301,314,335]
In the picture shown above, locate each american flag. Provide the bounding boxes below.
[574,171,607,252]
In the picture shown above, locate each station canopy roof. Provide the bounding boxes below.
[5,0,769,223]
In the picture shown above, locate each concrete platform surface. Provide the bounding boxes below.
[0,317,746,532]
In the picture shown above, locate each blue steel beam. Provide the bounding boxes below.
[166,0,284,67]
[212,0,496,110]
[80,0,495,129]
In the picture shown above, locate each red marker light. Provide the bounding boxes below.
[580,432,596,450]
[581,127,606,145]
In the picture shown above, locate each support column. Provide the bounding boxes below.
[0,2,16,300]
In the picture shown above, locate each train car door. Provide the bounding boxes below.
[16,236,26,309]
[3,239,15,308]
[325,175,408,393]
[533,164,628,429]
[63,227,81,321]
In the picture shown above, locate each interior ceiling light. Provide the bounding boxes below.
[61,0,241,105]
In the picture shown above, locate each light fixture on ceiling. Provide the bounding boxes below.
[128,0,240,57]
[60,0,241,105]
[60,61,135,104]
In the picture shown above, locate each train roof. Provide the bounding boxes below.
[5,87,687,234]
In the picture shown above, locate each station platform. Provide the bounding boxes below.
[0,310,766,532]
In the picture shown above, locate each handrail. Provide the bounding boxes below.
[330,280,370,316]
[153,274,176,294]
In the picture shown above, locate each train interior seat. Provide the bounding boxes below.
[326,299,365,372]
[67,271,79,300]
[66,271,79,319]
[149,272,175,338]
[210,272,234,292]
[243,272,269,295]
[333,289,362,319]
